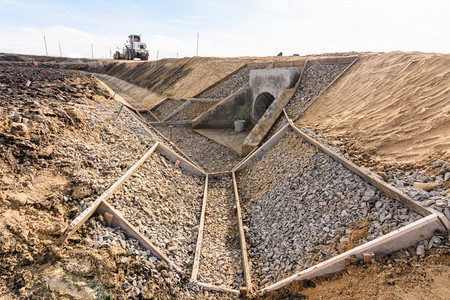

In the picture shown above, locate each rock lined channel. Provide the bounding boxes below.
[108,152,205,271]
[237,130,422,288]
[198,176,244,289]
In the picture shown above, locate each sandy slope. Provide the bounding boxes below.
[298,51,450,171]
[95,56,308,107]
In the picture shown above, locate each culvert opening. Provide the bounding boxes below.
[252,92,275,124]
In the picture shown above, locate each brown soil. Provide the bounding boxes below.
[260,251,450,300]
[297,52,450,173]
[0,65,175,299]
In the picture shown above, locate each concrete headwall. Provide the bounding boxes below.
[249,67,300,124]
[250,68,299,101]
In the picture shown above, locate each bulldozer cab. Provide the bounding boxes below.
[129,35,140,43]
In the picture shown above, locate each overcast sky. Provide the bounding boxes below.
[0,0,449,59]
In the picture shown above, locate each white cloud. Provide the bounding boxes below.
[0,0,449,58]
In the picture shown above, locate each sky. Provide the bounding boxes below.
[0,0,449,60]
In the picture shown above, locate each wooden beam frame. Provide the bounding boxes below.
[232,171,253,294]
[191,175,209,282]
[195,282,240,295]
[95,77,156,139]
[156,142,207,177]
[207,171,232,178]
[188,98,222,103]
[96,200,183,274]
[260,214,444,294]
[152,120,193,126]
[59,142,159,243]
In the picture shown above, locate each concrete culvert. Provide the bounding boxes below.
[253,92,275,123]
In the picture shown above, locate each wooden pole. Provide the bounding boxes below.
[43,36,48,56]
[190,175,209,282]
[196,32,199,56]
[232,171,253,294]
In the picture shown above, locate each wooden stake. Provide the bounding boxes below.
[196,282,240,295]
[169,126,173,141]
[363,252,375,264]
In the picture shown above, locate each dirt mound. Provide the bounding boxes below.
[298,52,450,172]
[261,245,450,300]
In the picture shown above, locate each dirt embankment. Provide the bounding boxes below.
[297,51,450,173]
[0,66,165,299]
[85,56,310,106]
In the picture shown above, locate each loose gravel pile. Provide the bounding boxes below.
[157,126,241,173]
[168,101,218,121]
[393,167,450,216]
[151,99,187,120]
[108,152,205,271]
[198,67,258,99]
[237,130,422,288]
[198,177,244,289]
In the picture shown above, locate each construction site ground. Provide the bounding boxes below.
[0,51,449,299]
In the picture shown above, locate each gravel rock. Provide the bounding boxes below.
[108,153,204,270]
[197,177,244,289]
[265,62,349,142]
[237,131,422,287]
[198,66,261,99]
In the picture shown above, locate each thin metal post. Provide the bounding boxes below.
[59,42,62,57]
[156,50,159,61]
[196,32,199,56]
[43,36,48,56]
[91,44,94,58]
